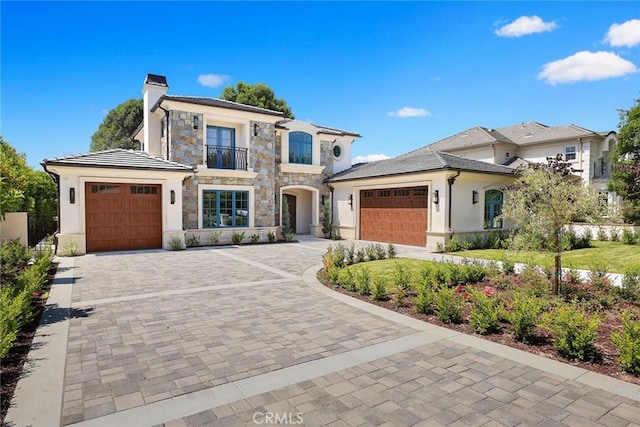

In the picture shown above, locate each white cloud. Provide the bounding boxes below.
[197,73,230,88]
[353,154,391,164]
[605,19,640,47]
[387,107,431,118]
[495,15,558,37]
[538,51,637,84]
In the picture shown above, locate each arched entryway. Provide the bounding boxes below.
[280,185,319,235]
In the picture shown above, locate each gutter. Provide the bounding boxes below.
[158,106,170,160]
[447,170,461,233]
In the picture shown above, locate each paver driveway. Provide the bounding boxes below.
[6,237,640,426]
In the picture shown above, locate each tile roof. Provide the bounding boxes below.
[153,95,285,117]
[327,151,514,182]
[421,121,602,152]
[276,119,361,137]
[42,149,194,172]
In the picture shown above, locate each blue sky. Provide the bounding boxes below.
[2,2,639,169]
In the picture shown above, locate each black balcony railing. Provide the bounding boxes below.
[593,159,611,179]
[206,146,248,170]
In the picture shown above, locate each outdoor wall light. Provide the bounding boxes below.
[170,190,176,205]
[472,190,479,204]
[348,194,353,210]
[193,115,199,130]
[432,190,439,205]
[69,187,75,204]
[254,123,259,137]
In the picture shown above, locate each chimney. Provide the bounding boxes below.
[142,74,168,157]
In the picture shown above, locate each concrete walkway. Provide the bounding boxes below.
[5,237,639,427]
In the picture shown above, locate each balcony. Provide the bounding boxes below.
[207,146,247,170]
[593,159,612,179]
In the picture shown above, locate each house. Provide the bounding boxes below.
[43,73,360,255]
[328,121,618,251]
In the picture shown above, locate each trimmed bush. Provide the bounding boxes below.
[611,312,640,375]
[371,275,387,301]
[413,284,436,314]
[434,285,464,324]
[355,266,371,295]
[540,305,600,361]
[469,288,503,335]
[508,292,544,342]
[622,228,637,245]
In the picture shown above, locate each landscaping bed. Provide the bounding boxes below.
[319,243,640,386]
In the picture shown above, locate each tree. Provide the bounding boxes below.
[282,195,293,237]
[501,156,602,294]
[90,99,143,151]
[221,82,294,119]
[1,137,30,220]
[610,98,640,224]
[321,198,332,238]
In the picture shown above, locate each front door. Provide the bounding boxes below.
[284,194,297,233]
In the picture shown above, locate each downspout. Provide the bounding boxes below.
[447,170,461,233]
[158,106,170,160]
[42,164,60,253]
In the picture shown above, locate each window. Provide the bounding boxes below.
[289,132,312,164]
[207,126,236,169]
[484,190,503,229]
[91,184,120,194]
[362,191,374,198]
[565,145,577,161]
[202,190,249,228]
[413,187,429,196]
[333,144,342,159]
[378,190,391,197]
[394,189,410,197]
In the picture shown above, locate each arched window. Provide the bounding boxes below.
[484,190,503,229]
[289,132,312,164]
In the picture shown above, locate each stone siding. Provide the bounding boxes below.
[250,121,277,227]
[169,111,203,167]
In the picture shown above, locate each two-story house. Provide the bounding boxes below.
[43,74,360,254]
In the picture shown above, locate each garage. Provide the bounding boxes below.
[360,186,428,246]
[85,182,162,252]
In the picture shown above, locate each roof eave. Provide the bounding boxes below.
[42,161,194,173]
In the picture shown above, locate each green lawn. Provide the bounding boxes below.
[454,241,640,274]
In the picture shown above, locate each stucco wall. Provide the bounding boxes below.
[0,212,28,246]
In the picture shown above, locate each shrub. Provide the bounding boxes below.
[460,258,488,283]
[597,227,608,241]
[231,231,246,245]
[332,228,342,240]
[284,232,296,242]
[413,281,436,314]
[540,304,600,361]
[371,275,387,301]
[447,236,461,252]
[622,228,637,245]
[387,243,397,259]
[615,266,640,302]
[508,292,544,343]
[460,239,472,251]
[365,245,376,261]
[588,260,611,289]
[355,248,366,263]
[337,268,356,292]
[435,242,445,253]
[355,266,371,295]
[267,231,276,243]
[583,228,593,242]
[392,262,412,291]
[169,236,185,251]
[469,288,503,335]
[0,239,32,286]
[434,285,464,324]
[63,241,80,256]
[447,263,465,285]
[374,243,386,260]
[611,312,640,375]
[346,244,355,265]
[610,227,620,242]
[433,263,450,285]
[186,234,200,247]
[470,233,484,250]
[563,228,591,250]
[208,231,221,245]
[500,255,516,275]
[417,263,436,288]
[392,284,408,308]
[250,234,260,244]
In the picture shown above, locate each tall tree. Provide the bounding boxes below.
[609,98,640,224]
[221,82,294,119]
[90,99,143,151]
[501,156,602,294]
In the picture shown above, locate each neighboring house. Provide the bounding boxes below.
[328,121,618,251]
[43,74,360,255]
[413,121,620,207]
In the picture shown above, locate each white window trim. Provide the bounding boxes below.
[565,145,577,161]
[197,183,255,229]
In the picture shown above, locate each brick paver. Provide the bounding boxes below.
[6,238,640,427]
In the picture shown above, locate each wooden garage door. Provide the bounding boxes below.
[85,183,162,253]
[360,186,428,247]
